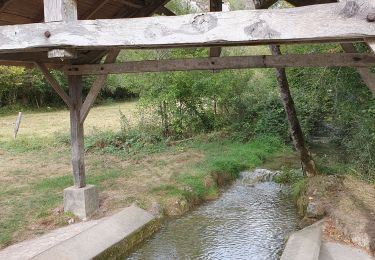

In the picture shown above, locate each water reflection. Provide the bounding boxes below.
[128,171,299,260]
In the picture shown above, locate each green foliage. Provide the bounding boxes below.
[151,135,287,203]
[273,168,304,185]
[282,43,375,180]
[1,3,373,182]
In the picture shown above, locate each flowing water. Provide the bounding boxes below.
[128,170,299,260]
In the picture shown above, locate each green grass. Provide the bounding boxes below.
[0,137,57,153]
[152,135,290,203]
[0,166,132,248]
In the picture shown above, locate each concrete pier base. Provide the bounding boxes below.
[64,185,99,219]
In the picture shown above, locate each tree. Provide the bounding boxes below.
[270,45,318,177]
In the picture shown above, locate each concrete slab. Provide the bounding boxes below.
[280,220,324,260]
[0,220,101,260]
[31,205,159,260]
[64,185,99,219]
[319,241,374,260]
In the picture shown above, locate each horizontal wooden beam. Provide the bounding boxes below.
[0,1,374,53]
[65,53,375,75]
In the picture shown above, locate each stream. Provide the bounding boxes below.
[128,169,299,260]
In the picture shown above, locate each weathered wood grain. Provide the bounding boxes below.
[69,75,86,188]
[64,53,375,75]
[43,0,77,22]
[44,0,78,59]
[0,1,374,53]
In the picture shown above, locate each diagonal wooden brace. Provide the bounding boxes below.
[79,50,120,124]
[35,62,72,108]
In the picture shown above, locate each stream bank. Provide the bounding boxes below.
[296,175,375,255]
[128,169,299,259]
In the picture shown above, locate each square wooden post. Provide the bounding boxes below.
[68,75,86,188]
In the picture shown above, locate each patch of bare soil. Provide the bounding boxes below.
[301,175,375,254]
[90,150,206,219]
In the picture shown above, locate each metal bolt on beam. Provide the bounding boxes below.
[367,13,375,22]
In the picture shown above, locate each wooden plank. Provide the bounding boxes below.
[43,0,77,22]
[79,50,120,124]
[68,75,86,188]
[36,62,72,108]
[13,111,22,139]
[0,1,374,53]
[341,43,375,96]
[65,53,375,75]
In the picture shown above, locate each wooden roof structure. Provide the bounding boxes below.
[0,0,371,67]
[0,0,374,217]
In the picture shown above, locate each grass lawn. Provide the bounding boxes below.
[0,101,295,249]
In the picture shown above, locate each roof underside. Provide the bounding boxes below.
[0,0,337,66]
[0,0,171,25]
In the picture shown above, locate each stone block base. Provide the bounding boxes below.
[64,185,99,219]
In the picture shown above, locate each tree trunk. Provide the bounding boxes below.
[270,45,318,177]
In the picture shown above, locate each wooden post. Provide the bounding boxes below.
[13,112,22,139]
[68,75,86,188]
[209,0,222,57]
[43,0,77,59]
[270,45,318,177]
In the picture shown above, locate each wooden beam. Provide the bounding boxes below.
[341,43,375,96]
[114,0,169,18]
[43,0,78,59]
[210,0,222,57]
[65,53,375,75]
[75,0,169,65]
[68,75,86,188]
[116,0,144,9]
[0,0,15,11]
[1,1,375,53]
[36,62,72,108]
[79,50,120,124]
[286,0,336,7]
[81,0,111,20]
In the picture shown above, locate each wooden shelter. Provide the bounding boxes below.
[0,0,374,217]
